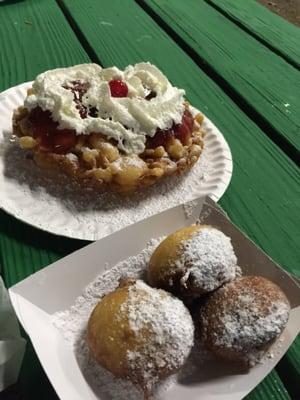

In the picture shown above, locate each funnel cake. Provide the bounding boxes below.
[87,279,194,395]
[13,63,204,193]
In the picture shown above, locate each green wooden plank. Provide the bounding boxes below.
[0,0,89,92]
[0,211,86,286]
[245,370,291,400]
[57,1,300,398]
[141,0,300,157]
[207,0,300,69]
[0,0,89,398]
[0,0,89,280]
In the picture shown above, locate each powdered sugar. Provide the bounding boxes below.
[52,238,198,399]
[1,134,212,240]
[178,227,238,293]
[0,84,233,239]
[123,281,194,386]
[52,239,291,398]
[74,331,144,400]
[216,298,289,367]
[216,299,290,351]
[201,277,290,366]
[53,238,179,399]
[183,199,199,219]
[53,238,161,342]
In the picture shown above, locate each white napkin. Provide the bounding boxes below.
[0,276,26,391]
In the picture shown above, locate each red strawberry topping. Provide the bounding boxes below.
[146,109,194,149]
[28,107,77,154]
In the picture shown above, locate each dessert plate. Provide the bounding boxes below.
[0,83,232,241]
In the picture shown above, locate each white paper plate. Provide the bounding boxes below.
[0,83,232,241]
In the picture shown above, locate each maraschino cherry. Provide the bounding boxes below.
[109,79,128,97]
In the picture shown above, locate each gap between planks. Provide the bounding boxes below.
[204,0,300,70]
[55,0,103,65]
[136,0,300,166]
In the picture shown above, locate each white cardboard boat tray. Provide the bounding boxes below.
[9,197,300,400]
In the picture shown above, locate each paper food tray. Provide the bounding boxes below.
[9,196,300,400]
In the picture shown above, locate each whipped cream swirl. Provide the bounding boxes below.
[24,63,185,154]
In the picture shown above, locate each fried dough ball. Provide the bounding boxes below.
[199,276,290,367]
[87,279,194,392]
[148,225,238,299]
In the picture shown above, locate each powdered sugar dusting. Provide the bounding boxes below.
[52,235,230,399]
[179,228,238,293]
[53,238,162,342]
[73,328,177,400]
[201,277,290,366]
[1,136,212,240]
[123,281,194,387]
[53,238,182,399]
[183,199,199,218]
[216,299,289,355]
[1,86,233,239]
[52,239,290,398]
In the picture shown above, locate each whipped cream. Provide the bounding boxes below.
[24,63,185,154]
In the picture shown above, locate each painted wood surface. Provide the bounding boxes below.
[141,0,300,158]
[0,0,89,398]
[0,0,299,398]
[0,0,89,92]
[207,0,300,69]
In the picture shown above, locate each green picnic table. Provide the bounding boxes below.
[0,0,299,399]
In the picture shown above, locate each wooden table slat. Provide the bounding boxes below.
[207,0,300,69]
[0,0,89,92]
[0,0,89,398]
[141,0,300,158]
[0,0,89,283]
[246,369,291,400]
